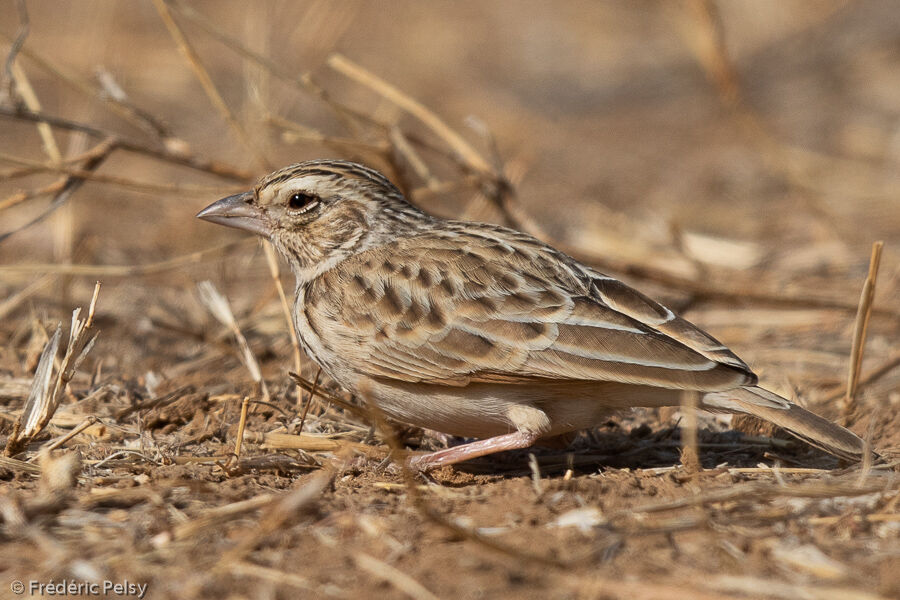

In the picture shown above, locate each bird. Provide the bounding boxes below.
[197,159,868,470]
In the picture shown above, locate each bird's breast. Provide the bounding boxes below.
[292,285,348,383]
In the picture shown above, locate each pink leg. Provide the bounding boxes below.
[407,430,540,471]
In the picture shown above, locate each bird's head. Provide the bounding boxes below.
[197,160,426,280]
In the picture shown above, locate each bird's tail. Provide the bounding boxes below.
[702,386,868,461]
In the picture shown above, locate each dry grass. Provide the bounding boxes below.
[1,2,898,599]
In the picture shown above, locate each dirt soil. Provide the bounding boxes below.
[1,2,898,599]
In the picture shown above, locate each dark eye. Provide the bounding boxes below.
[288,192,319,211]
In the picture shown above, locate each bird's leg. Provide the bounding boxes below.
[407,430,541,471]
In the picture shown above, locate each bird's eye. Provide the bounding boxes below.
[288,192,319,211]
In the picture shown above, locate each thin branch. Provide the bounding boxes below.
[266,114,389,154]
[168,0,372,134]
[684,0,741,107]
[2,0,28,103]
[231,396,250,465]
[261,242,302,401]
[94,66,171,140]
[0,108,254,182]
[0,31,171,137]
[389,125,442,193]
[152,0,271,172]
[216,471,332,564]
[0,275,54,320]
[10,62,61,163]
[327,53,495,177]
[197,280,270,403]
[0,155,237,196]
[288,372,368,420]
[297,367,321,434]
[825,350,900,403]
[0,138,114,243]
[353,552,441,600]
[40,416,99,453]
[0,239,253,277]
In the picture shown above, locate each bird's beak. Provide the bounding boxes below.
[196,192,269,238]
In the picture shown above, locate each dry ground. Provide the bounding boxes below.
[1,2,898,599]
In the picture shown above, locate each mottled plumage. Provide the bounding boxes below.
[198,160,867,469]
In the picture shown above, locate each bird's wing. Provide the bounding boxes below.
[305,228,755,391]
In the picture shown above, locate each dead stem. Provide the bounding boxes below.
[289,371,368,420]
[0,158,236,196]
[0,138,113,242]
[297,367,322,434]
[227,562,316,593]
[683,0,741,107]
[261,242,303,411]
[4,282,101,456]
[353,552,441,600]
[0,275,54,320]
[151,0,271,172]
[171,493,275,541]
[168,0,374,134]
[843,241,884,420]
[10,62,61,163]
[0,31,168,137]
[0,239,252,277]
[0,454,41,474]
[825,350,900,403]
[327,53,496,178]
[216,470,332,564]
[680,390,701,475]
[197,280,270,403]
[267,114,390,154]
[0,107,255,181]
[231,396,250,465]
[1,0,28,101]
[39,416,99,454]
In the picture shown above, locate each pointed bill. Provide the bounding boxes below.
[196,192,269,238]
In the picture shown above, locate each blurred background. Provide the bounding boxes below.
[1,2,899,598]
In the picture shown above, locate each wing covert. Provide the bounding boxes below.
[304,229,754,391]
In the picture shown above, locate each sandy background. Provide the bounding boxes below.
[1,1,898,599]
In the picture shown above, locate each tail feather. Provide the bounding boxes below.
[702,386,868,462]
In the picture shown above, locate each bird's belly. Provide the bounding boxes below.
[359,380,677,439]
[361,379,519,438]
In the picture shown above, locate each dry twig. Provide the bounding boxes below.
[843,241,884,419]
[197,281,269,404]
[151,0,271,172]
[327,53,495,178]
[4,283,101,456]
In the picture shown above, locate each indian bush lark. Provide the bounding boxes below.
[198,160,867,470]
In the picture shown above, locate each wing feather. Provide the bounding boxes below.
[590,276,753,375]
[305,228,755,391]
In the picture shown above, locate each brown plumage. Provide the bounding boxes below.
[198,159,869,469]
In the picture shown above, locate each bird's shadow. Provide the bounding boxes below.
[435,424,844,480]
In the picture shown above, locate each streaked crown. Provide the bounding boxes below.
[219,160,431,282]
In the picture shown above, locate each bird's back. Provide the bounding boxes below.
[300,223,755,393]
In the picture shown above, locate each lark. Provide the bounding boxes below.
[198,159,867,470]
